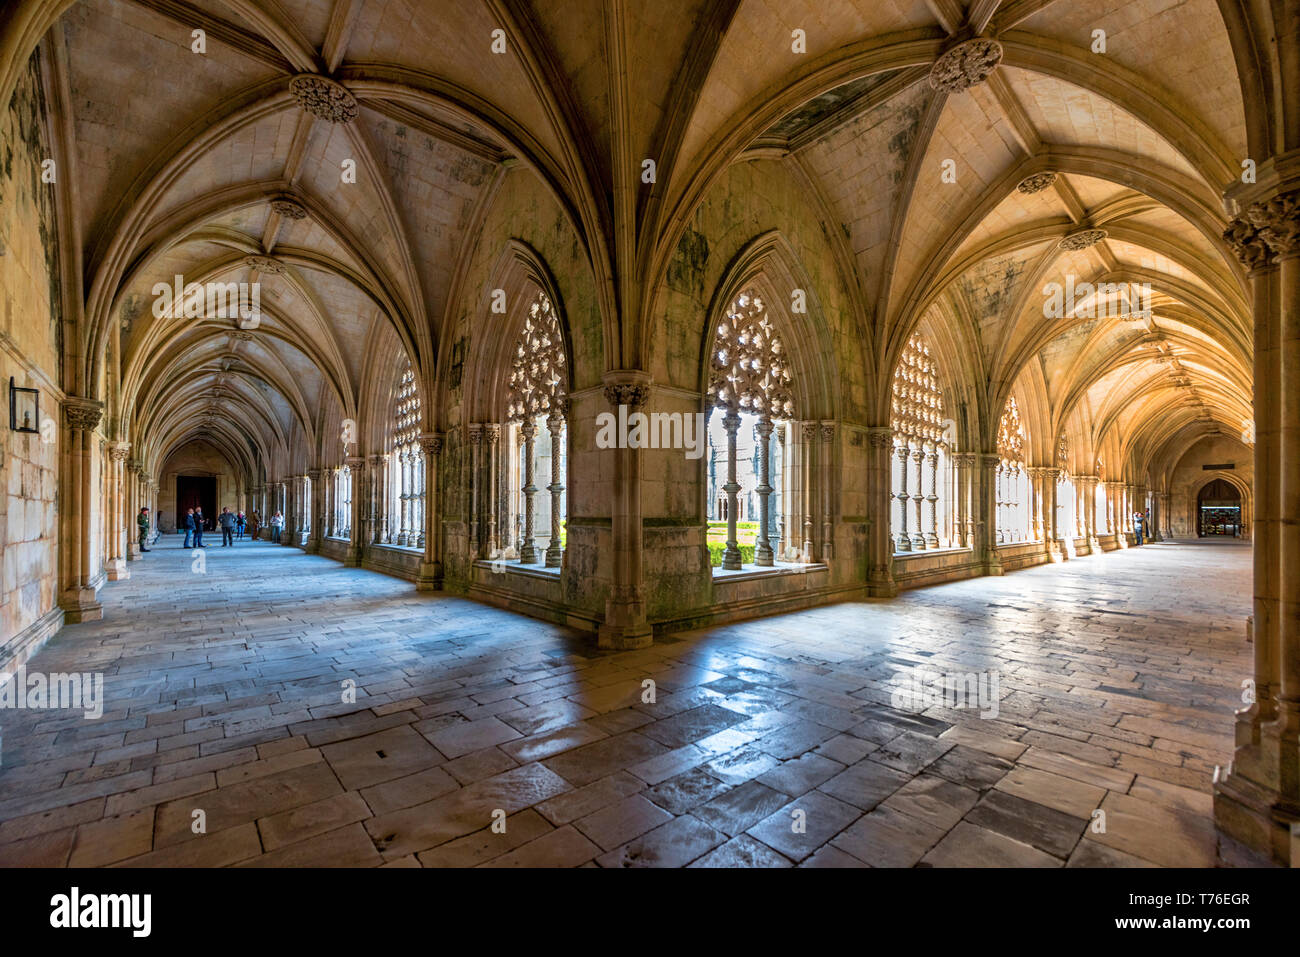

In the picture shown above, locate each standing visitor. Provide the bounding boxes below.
[249,510,261,541]
[271,510,284,543]
[137,507,151,553]
[219,507,236,546]
[236,511,246,540]
[1133,510,1144,546]
[193,507,206,547]
[182,507,195,548]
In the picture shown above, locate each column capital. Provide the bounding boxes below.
[344,455,365,470]
[1223,217,1276,272]
[110,442,131,462]
[63,397,104,432]
[419,432,443,455]
[306,468,322,481]
[1246,188,1300,259]
[601,369,652,409]
[468,423,484,445]
[819,420,835,441]
[367,454,385,468]
[866,426,891,449]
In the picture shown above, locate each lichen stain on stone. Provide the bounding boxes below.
[667,228,709,295]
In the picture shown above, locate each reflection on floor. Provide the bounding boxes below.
[0,537,1265,867]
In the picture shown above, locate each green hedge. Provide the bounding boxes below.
[708,542,755,567]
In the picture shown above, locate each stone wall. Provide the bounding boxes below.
[1168,435,1253,538]
[0,55,62,658]
[157,441,241,533]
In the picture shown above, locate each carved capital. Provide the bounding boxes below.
[419,432,443,456]
[468,423,484,446]
[866,426,892,449]
[1223,217,1274,272]
[1246,189,1300,259]
[289,74,358,123]
[64,400,104,432]
[110,442,131,463]
[485,423,501,444]
[929,38,1002,93]
[820,420,835,442]
[306,468,322,482]
[603,383,650,409]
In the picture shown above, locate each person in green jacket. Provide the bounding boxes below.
[137,507,152,553]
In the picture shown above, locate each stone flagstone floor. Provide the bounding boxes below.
[0,536,1265,867]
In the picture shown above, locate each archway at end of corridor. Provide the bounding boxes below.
[1197,478,1243,538]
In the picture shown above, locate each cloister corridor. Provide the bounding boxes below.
[0,536,1263,868]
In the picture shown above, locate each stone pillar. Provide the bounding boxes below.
[924,444,940,548]
[754,417,775,567]
[126,463,141,560]
[519,419,538,564]
[344,458,365,566]
[801,421,816,559]
[545,406,566,568]
[369,455,387,544]
[417,433,442,589]
[821,421,835,561]
[977,454,1003,575]
[721,408,742,570]
[486,425,501,554]
[894,440,911,552]
[107,443,130,580]
[59,399,105,622]
[468,424,483,557]
[598,374,653,649]
[909,446,925,550]
[866,427,897,597]
[952,452,972,548]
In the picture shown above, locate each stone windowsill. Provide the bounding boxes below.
[371,542,424,554]
[711,561,827,581]
[893,545,972,559]
[473,559,562,579]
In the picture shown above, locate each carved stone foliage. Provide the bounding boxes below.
[392,353,421,455]
[997,395,1025,462]
[603,383,649,409]
[1247,189,1300,257]
[706,290,795,420]
[289,74,358,123]
[1058,228,1108,251]
[270,198,308,220]
[929,38,1003,93]
[64,403,103,432]
[508,290,567,421]
[1017,172,1057,195]
[1223,218,1273,271]
[243,255,285,274]
[891,331,944,446]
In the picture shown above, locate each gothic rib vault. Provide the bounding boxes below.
[0,0,1297,865]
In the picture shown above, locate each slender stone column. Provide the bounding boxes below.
[754,417,775,566]
[369,455,386,543]
[107,443,130,580]
[126,463,141,560]
[894,440,911,552]
[952,452,973,548]
[821,421,835,561]
[519,419,539,564]
[924,444,940,547]
[343,457,365,565]
[909,446,925,550]
[486,425,500,554]
[305,469,323,552]
[469,424,483,557]
[417,433,442,589]
[545,407,566,568]
[866,427,896,596]
[977,454,1003,575]
[801,421,816,559]
[721,409,743,570]
[59,399,105,621]
[598,374,653,649]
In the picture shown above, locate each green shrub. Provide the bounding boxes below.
[708,542,756,567]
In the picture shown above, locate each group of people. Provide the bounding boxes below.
[132,505,290,554]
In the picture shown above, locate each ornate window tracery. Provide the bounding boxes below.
[995,395,1028,542]
[706,291,795,569]
[507,290,567,567]
[890,332,950,551]
[384,353,424,547]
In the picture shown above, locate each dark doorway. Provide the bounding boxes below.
[1197,478,1242,537]
[177,475,217,531]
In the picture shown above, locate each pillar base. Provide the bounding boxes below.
[59,588,103,623]
[127,543,141,561]
[597,622,654,650]
[106,559,130,581]
[416,561,443,591]
[867,563,897,598]
[343,546,363,567]
[1214,761,1300,865]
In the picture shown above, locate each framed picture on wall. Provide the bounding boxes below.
[9,377,40,434]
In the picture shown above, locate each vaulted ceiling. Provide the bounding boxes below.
[11,0,1266,486]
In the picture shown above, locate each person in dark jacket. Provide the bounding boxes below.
[235,511,246,540]
[137,507,151,553]
[193,507,206,547]
[182,507,195,548]
[219,506,236,546]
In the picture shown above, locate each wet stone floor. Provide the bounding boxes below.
[0,537,1259,867]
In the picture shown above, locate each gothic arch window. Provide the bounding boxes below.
[890,332,951,552]
[705,290,796,570]
[383,352,424,547]
[996,395,1028,543]
[505,289,567,567]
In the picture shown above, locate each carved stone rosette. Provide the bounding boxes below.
[1017,172,1057,195]
[270,198,308,221]
[1058,228,1108,251]
[928,38,1003,93]
[289,74,358,123]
